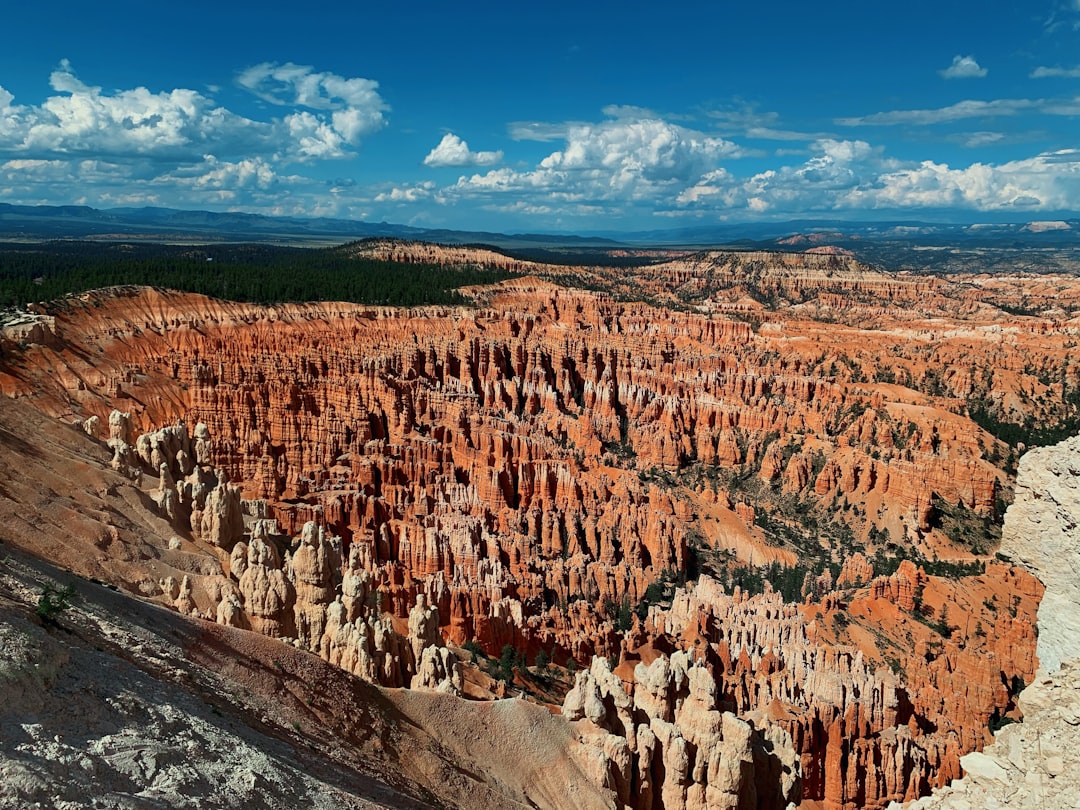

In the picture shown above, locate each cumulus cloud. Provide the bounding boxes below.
[237,62,385,113]
[0,61,396,216]
[0,60,237,158]
[665,138,1080,217]
[163,155,286,193]
[539,118,742,181]
[1031,65,1080,78]
[940,55,987,79]
[444,114,747,219]
[374,181,437,202]
[0,60,388,165]
[423,133,502,167]
[672,139,891,214]
[236,62,387,157]
[848,151,1080,211]
[675,168,736,205]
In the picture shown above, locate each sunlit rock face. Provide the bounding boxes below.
[897,432,1080,810]
[1000,434,1080,675]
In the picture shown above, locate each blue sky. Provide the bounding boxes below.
[1,0,1079,233]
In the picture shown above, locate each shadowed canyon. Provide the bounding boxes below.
[3,243,1080,809]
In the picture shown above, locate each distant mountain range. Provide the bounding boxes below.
[1,202,1078,259]
[0,203,620,250]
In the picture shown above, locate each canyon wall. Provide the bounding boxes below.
[2,248,1075,807]
[898,432,1080,810]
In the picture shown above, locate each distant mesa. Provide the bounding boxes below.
[1022,220,1071,233]
[804,245,855,256]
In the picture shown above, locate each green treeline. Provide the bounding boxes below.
[969,401,1080,450]
[0,240,519,307]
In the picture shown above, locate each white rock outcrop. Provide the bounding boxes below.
[897,433,1080,810]
[999,435,1080,674]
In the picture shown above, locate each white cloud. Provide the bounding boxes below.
[537,118,743,181]
[236,62,387,156]
[508,121,572,141]
[676,169,735,204]
[666,138,1080,217]
[165,156,284,192]
[0,60,388,164]
[450,113,746,210]
[0,60,239,158]
[486,200,555,215]
[1031,65,1080,78]
[423,133,502,167]
[838,98,1040,126]
[960,131,1006,147]
[237,62,385,113]
[374,181,437,202]
[601,104,662,120]
[745,126,828,141]
[6,61,1080,229]
[672,139,892,214]
[940,55,988,79]
[848,151,1080,211]
[0,61,397,218]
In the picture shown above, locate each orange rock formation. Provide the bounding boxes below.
[2,246,1072,807]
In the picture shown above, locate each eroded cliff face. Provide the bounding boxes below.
[559,556,1039,810]
[1,248,1072,808]
[896,432,1080,810]
[563,653,800,810]
[999,434,1080,674]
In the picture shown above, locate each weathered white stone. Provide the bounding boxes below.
[897,434,1080,810]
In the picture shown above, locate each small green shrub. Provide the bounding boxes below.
[36,583,75,623]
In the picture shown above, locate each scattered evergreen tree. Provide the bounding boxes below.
[499,644,517,682]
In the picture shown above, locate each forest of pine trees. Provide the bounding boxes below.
[0,240,519,308]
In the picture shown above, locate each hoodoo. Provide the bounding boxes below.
[2,246,1077,808]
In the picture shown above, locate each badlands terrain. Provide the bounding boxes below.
[1,242,1079,808]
